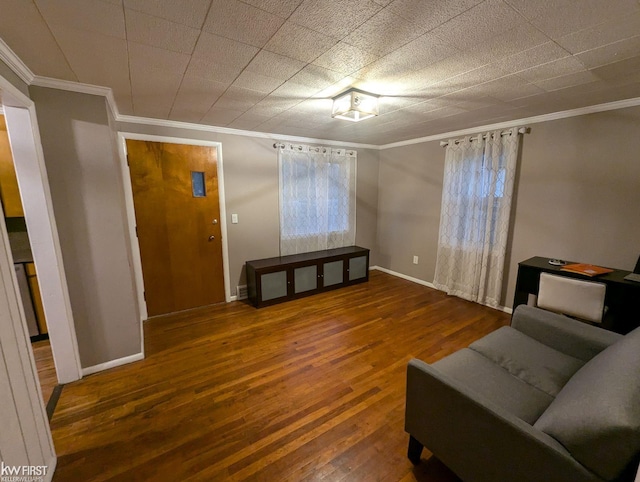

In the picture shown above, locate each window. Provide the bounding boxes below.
[278,145,356,256]
[433,129,521,308]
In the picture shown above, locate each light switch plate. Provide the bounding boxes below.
[231,213,238,224]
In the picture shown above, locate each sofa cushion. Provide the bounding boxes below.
[534,326,640,481]
[433,348,554,424]
[469,326,585,397]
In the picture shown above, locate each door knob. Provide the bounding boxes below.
[208,235,215,241]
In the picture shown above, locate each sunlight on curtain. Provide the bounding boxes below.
[278,144,356,256]
[433,128,520,308]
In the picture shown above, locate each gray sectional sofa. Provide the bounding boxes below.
[405,305,640,482]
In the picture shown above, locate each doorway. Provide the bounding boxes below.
[119,134,230,319]
[0,91,80,387]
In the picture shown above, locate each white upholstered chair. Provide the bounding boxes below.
[537,272,607,324]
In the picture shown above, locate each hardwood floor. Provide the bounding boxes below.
[51,271,509,481]
[32,339,57,406]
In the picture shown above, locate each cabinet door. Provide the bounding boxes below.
[294,264,317,294]
[259,270,289,303]
[348,255,368,281]
[322,260,344,288]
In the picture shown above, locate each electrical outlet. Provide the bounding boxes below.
[413,255,419,265]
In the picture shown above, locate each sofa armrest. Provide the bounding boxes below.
[511,305,621,361]
[405,358,603,482]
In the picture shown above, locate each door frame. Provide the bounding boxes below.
[0,74,82,385]
[117,132,231,322]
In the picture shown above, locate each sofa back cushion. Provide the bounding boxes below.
[534,326,640,480]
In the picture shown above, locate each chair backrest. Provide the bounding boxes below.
[537,272,606,323]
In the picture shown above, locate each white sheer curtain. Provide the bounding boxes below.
[433,128,520,308]
[278,144,356,256]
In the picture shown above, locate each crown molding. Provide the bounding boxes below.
[116,114,379,149]
[0,37,35,85]
[378,96,640,150]
[3,43,640,151]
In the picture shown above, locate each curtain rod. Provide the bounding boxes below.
[439,127,530,147]
[273,142,357,156]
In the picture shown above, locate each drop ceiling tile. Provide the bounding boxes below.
[240,0,303,18]
[342,9,425,57]
[232,71,284,93]
[264,21,338,63]
[185,58,244,84]
[253,94,302,114]
[125,8,200,54]
[516,57,588,83]
[430,0,526,51]
[470,23,551,63]
[128,41,191,74]
[532,71,600,92]
[130,66,184,118]
[201,107,244,125]
[555,12,640,54]
[113,91,134,115]
[213,85,268,111]
[123,0,212,29]
[353,55,411,83]
[193,32,260,69]
[577,37,640,69]
[170,75,228,121]
[271,80,323,100]
[313,42,379,76]
[51,26,130,93]
[36,0,125,38]
[288,65,345,90]
[503,0,577,21]
[227,113,273,130]
[0,0,77,80]
[525,0,640,39]
[289,0,382,40]
[590,55,640,80]
[387,0,484,32]
[399,51,489,91]
[472,75,545,102]
[202,0,285,48]
[245,51,306,80]
[494,42,572,74]
[378,33,460,73]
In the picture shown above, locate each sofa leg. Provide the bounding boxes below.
[407,435,423,465]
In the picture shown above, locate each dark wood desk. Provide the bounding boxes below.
[513,256,640,334]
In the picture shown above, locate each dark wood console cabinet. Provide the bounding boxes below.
[513,256,640,334]
[246,246,370,308]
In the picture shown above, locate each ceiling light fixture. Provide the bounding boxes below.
[331,88,379,122]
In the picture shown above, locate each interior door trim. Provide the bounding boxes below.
[117,132,231,325]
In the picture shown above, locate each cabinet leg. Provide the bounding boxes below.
[408,435,423,465]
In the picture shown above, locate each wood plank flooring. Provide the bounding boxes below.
[33,339,57,405]
[50,271,509,481]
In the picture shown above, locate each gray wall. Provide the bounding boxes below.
[377,142,443,281]
[31,87,140,368]
[376,105,640,308]
[116,121,380,294]
[0,59,29,98]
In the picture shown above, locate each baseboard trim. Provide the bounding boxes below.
[229,295,238,302]
[82,352,144,376]
[370,266,436,289]
[371,266,513,314]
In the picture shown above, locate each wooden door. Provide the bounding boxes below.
[126,140,225,317]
